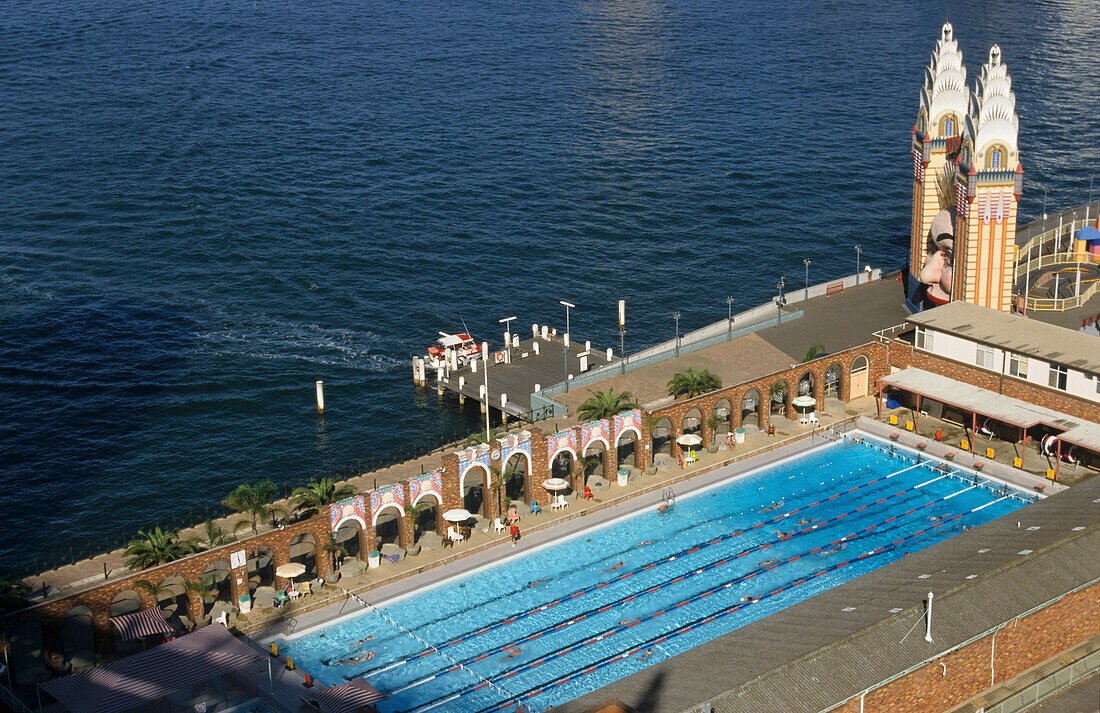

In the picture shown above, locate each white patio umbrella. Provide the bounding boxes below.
[443,508,473,522]
[275,563,306,579]
[792,396,818,409]
[542,478,570,491]
[676,434,703,446]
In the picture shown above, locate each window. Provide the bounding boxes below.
[976,345,995,369]
[1008,354,1028,379]
[942,116,956,136]
[1049,365,1068,391]
[915,327,934,352]
[988,147,1005,170]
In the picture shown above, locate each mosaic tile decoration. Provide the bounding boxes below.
[580,418,610,452]
[612,408,643,444]
[329,494,368,532]
[547,428,577,462]
[408,469,444,506]
[370,483,406,524]
[499,431,532,469]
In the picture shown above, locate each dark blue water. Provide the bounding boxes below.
[1,0,1097,572]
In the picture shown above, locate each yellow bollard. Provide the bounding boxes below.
[1013,457,1022,469]
[270,642,278,656]
[906,421,914,431]
[961,438,970,452]
[889,415,898,426]
[287,657,295,670]
[986,447,995,459]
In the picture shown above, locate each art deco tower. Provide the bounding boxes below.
[908,22,968,309]
[953,44,1023,312]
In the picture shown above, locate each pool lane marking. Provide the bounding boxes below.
[348,459,902,653]
[472,496,1011,713]
[367,465,938,682]
[396,484,978,707]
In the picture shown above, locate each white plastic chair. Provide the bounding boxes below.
[447,526,465,542]
[557,494,569,510]
[493,517,505,534]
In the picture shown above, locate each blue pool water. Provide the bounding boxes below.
[281,438,1030,712]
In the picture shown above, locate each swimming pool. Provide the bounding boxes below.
[279,436,1033,712]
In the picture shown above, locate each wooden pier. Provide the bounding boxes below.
[414,329,618,419]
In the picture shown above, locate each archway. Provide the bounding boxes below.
[616,428,640,469]
[850,356,869,399]
[741,389,761,427]
[374,504,403,548]
[769,380,789,417]
[201,561,233,616]
[334,519,364,564]
[411,493,441,543]
[651,416,672,456]
[157,574,188,622]
[289,533,318,581]
[824,364,842,399]
[10,620,47,685]
[461,464,489,516]
[109,591,141,654]
[582,439,608,485]
[503,452,529,506]
[61,606,96,672]
[551,450,575,486]
[712,399,732,438]
[247,546,275,593]
[797,372,815,397]
[681,407,704,437]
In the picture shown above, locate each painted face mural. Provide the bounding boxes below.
[918,209,954,305]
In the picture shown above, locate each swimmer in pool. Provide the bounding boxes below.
[760,501,784,512]
[774,530,795,539]
[635,648,656,662]
[601,561,624,573]
[619,618,640,626]
[759,559,777,566]
[500,647,524,661]
[327,651,375,666]
[637,539,656,546]
[527,577,549,587]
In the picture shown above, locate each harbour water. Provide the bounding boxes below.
[1,0,1098,571]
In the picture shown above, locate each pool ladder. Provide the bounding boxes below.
[661,488,676,510]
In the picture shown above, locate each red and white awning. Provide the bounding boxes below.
[109,608,175,642]
[312,678,387,713]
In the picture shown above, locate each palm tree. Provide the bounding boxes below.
[576,389,639,422]
[185,579,214,615]
[203,519,232,549]
[465,428,501,447]
[222,479,282,534]
[291,477,356,517]
[124,528,199,570]
[802,344,827,363]
[0,576,30,613]
[667,368,723,399]
[407,502,433,543]
[134,578,170,608]
[321,532,348,572]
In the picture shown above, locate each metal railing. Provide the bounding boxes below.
[541,310,805,397]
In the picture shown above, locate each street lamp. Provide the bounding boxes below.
[618,299,626,375]
[803,258,811,301]
[776,275,787,326]
[673,311,681,358]
[1042,186,1048,220]
[498,316,517,364]
[726,296,735,344]
[854,244,863,284]
[560,300,575,392]
[481,341,491,442]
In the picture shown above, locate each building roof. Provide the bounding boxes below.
[40,625,268,713]
[906,301,1100,373]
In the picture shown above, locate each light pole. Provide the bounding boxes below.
[674,312,681,358]
[1042,186,1048,220]
[855,244,863,284]
[560,300,574,392]
[618,299,626,375]
[776,275,787,326]
[803,258,811,301]
[726,296,735,343]
[482,341,491,442]
[498,315,517,364]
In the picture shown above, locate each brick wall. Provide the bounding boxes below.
[886,342,1100,422]
[831,581,1100,713]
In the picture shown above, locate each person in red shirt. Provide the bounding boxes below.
[510,523,520,546]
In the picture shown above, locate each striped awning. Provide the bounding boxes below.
[109,608,175,642]
[312,678,387,713]
[40,625,268,713]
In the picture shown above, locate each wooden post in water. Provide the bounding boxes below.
[315,381,325,413]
